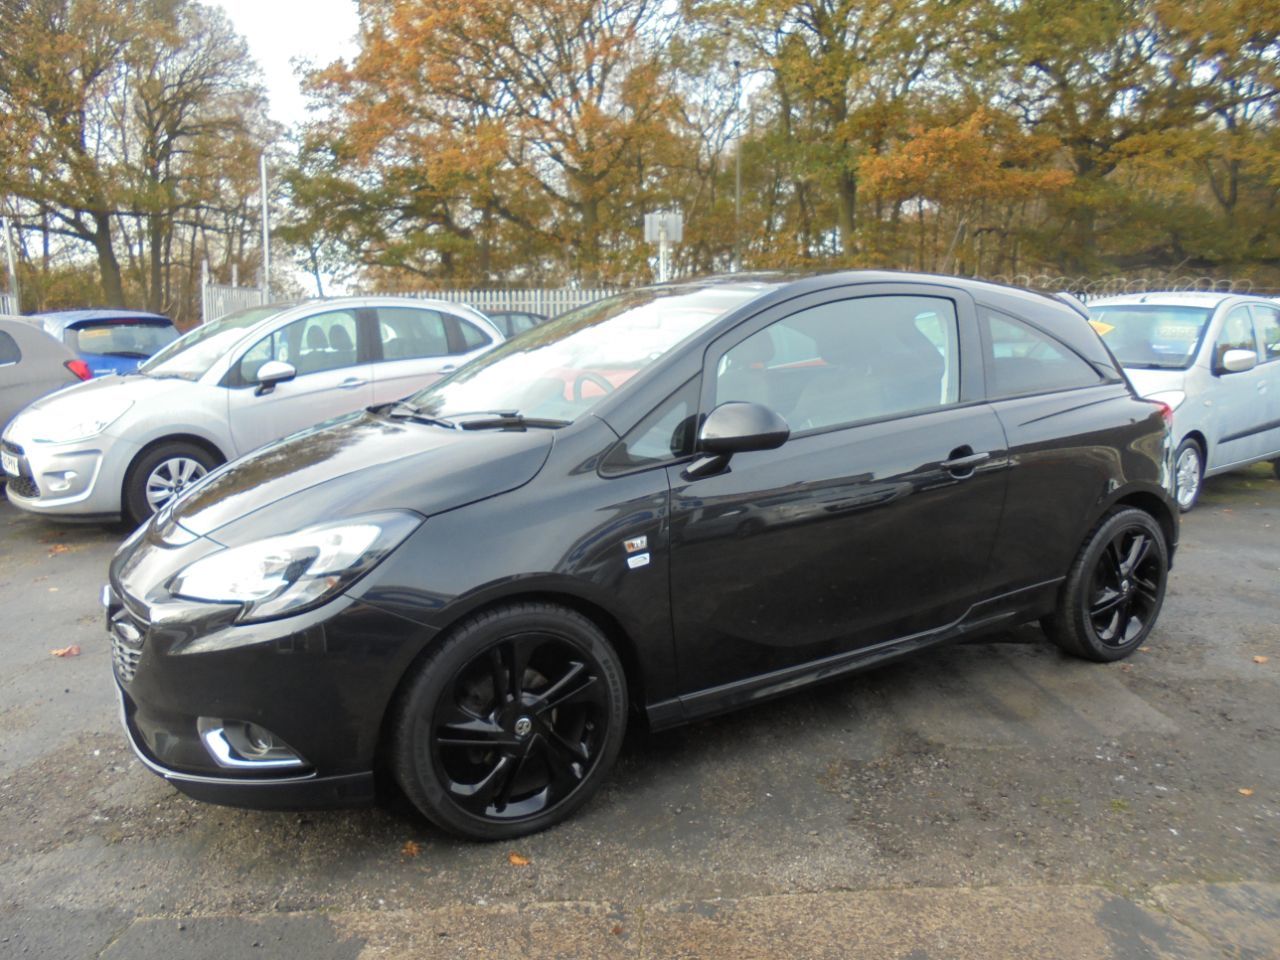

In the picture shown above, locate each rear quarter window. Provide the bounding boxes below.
[981,308,1103,399]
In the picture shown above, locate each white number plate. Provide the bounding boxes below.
[1,450,18,476]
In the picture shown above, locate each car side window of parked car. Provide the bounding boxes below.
[714,295,961,432]
[453,316,493,352]
[600,377,701,474]
[981,308,1103,398]
[376,307,451,360]
[1214,307,1259,370]
[236,310,361,384]
[0,330,19,366]
[1248,304,1280,362]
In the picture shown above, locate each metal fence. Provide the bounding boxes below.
[200,281,266,324]
[392,287,621,318]
[0,290,16,314]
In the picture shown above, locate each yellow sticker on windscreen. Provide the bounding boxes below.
[1088,320,1115,336]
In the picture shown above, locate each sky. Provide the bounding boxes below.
[207,0,361,127]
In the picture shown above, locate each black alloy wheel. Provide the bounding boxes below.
[1042,507,1169,662]
[391,603,626,840]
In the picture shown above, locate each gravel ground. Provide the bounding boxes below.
[0,464,1277,958]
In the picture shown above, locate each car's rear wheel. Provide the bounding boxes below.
[390,602,627,840]
[1042,507,1169,662]
[123,441,218,526]
[1173,438,1204,512]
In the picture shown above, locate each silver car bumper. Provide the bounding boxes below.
[1,425,137,517]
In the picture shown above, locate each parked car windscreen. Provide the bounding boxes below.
[411,285,769,423]
[67,321,177,358]
[1088,304,1213,369]
[138,305,284,381]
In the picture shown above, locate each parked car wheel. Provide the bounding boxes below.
[1042,507,1169,662]
[1173,438,1204,512]
[123,441,219,525]
[390,602,627,840]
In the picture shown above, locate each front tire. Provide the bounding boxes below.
[123,441,219,526]
[1042,507,1169,662]
[1173,438,1204,512]
[390,602,627,840]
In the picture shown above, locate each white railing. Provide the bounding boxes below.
[0,290,17,315]
[395,287,621,318]
[201,282,266,323]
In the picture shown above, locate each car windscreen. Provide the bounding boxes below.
[1088,305,1213,369]
[67,321,177,358]
[138,305,284,381]
[410,285,771,423]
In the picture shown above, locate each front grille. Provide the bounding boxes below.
[110,614,145,683]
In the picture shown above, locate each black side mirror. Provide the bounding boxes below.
[684,401,790,479]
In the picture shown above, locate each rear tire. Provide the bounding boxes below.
[123,441,218,527]
[390,602,627,841]
[1042,507,1169,662]
[1173,438,1204,512]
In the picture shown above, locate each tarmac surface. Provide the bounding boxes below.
[1,465,1277,958]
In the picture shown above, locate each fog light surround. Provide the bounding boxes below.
[197,717,306,770]
[45,470,78,493]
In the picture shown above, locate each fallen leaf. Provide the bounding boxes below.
[1253,655,1269,665]
[50,645,81,658]
[611,924,624,936]
[1120,664,1133,672]
[1238,788,1254,797]
[507,852,530,867]
[48,543,71,555]
[1138,646,1150,653]
[48,587,59,592]
[401,840,422,857]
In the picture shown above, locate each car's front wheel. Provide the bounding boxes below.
[1042,507,1169,662]
[390,602,627,840]
[123,441,219,526]
[1173,438,1204,512]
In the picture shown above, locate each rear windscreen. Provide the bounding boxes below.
[67,322,178,358]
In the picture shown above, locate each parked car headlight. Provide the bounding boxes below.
[27,397,134,443]
[169,511,422,622]
[1146,390,1186,411]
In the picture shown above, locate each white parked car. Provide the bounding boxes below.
[2,297,503,523]
[1089,292,1280,510]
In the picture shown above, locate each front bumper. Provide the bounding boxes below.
[104,574,429,811]
[116,683,375,809]
[1,429,136,517]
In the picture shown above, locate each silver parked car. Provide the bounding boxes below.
[1089,292,1280,510]
[2,297,503,523]
[0,316,91,439]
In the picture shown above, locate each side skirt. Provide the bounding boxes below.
[645,577,1063,731]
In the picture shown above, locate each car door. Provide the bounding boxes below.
[1204,304,1266,468]
[665,285,1009,696]
[1247,303,1280,460]
[224,307,374,455]
[369,306,496,404]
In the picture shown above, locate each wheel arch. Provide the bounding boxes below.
[1109,489,1177,559]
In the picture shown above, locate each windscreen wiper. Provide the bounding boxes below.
[454,411,570,430]
[372,400,456,428]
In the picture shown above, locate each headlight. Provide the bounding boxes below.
[27,397,134,443]
[169,511,422,622]
[1146,390,1186,411]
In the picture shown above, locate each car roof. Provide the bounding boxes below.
[32,308,173,329]
[1088,291,1262,308]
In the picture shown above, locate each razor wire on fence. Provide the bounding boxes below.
[390,287,621,318]
[977,274,1277,302]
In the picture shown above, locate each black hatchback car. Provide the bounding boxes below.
[107,272,1177,840]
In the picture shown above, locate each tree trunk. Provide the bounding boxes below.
[835,168,857,258]
[92,213,125,307]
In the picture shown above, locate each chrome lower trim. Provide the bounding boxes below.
[198,722,306,771]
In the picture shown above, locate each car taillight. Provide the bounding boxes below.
[65,359,92,381]
[1155,401,1173,426]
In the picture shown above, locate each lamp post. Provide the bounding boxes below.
[733,59,742,274]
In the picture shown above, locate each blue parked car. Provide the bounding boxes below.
[30,309,179,377]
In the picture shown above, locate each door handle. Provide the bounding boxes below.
[941,448,991,476]
[339,377,367,389]
[440,364,457,373]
